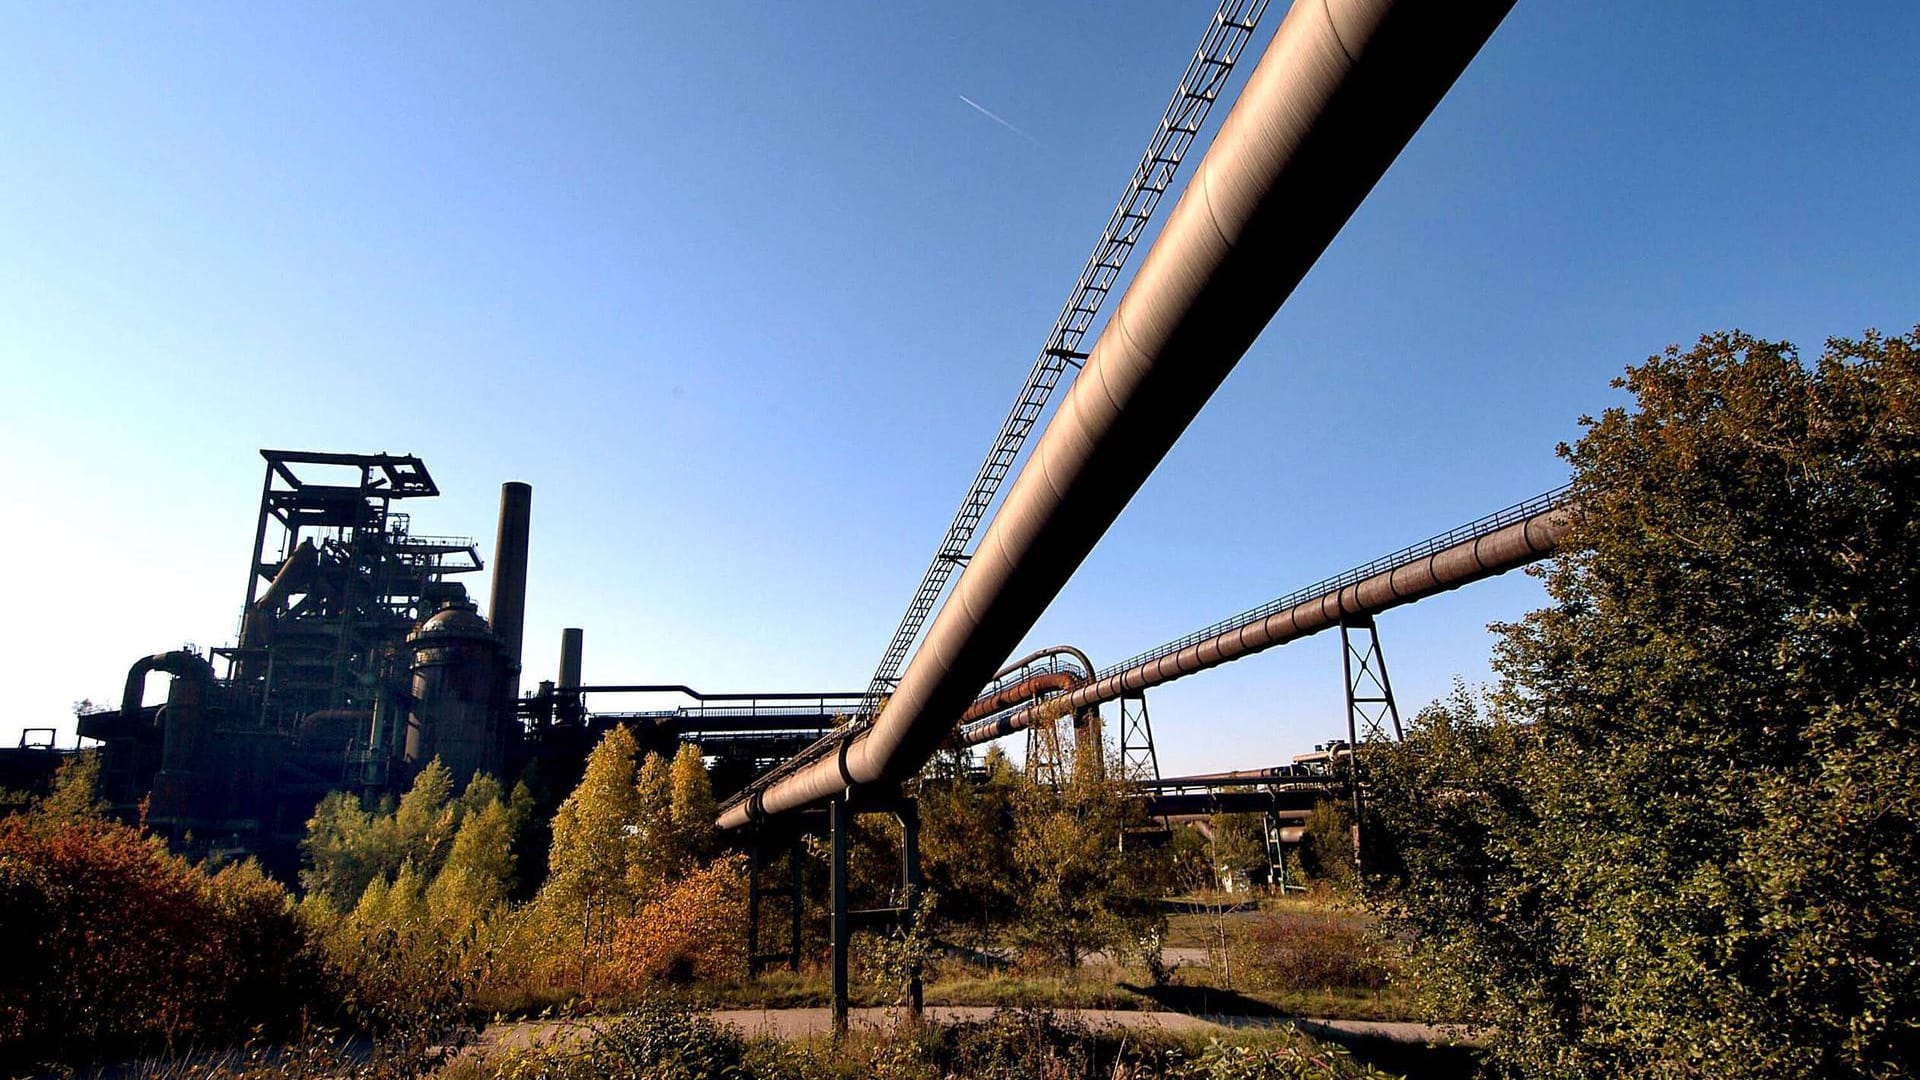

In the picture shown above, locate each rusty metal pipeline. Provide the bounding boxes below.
[960,671,1082,724]
[718,0,1516,830]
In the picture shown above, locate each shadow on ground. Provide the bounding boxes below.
[1120,984,1482,1079]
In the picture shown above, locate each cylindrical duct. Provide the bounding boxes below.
[959,670,1081,725]
[489,481,532,701]
[406,601,504,784]
[958,506,1569,746]
[558,627,583,688]
[720,0,1516,830]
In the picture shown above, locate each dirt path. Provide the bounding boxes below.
[474,1007,1461,1053]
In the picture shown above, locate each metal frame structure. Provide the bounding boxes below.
[951,488,1570,750]
[855,0,1275,725]
[1340,614,1403,870]
[1340,616,1403,745]
[1098,487,1568,683]
[747,833,807,976]
[1024,718,1069,788]
[1116,692,1160,781]
[222,450,482,734]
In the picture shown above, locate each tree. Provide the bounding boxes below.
[628,749,676,899]
[1369,329,1920,1079]
[543,726,644,944]
[0,809,320,1068]
[1007,761,1166,969]
[392,757,457,873]
[920,766,1018,943]
[1298,801,1354,889]
[300,790,385,908]
[1209,808,1270,892]
[426,798,516,924]
[666,742,716,865]
[300,758,494,908]
[38,752,103,822]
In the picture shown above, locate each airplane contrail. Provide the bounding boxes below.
[958,94,1041,146]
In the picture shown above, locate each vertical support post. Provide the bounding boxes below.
[788,833,804,973]
[747,839,763,973]
[897,799,923,1016]
[830,795,850,1038]
[1339,619,1365,871]
[242,460,275,625]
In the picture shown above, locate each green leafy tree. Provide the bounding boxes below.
[1369,329,1920,1079]
[1007,760,1166,969]
[1209,808,1270,892]
[920,768,1018,943]
[300,758,487,908]
[426,798,516,924]
[300,790,386,907]
[1299,801,1355,889]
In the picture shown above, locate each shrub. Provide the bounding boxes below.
[1236,911,1392,994]
[613,855,750,984]
[491,1002,751,1080]
[0,814,323,1069]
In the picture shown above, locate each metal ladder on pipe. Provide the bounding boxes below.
[853,0,1274,727]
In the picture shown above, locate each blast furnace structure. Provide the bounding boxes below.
[77,450,533,873]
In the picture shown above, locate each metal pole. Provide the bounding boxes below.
[788,834,803,973]
[747,839,762,973]
[898,800,923,1015]
[1340,618,1366,873]
[830,796,850,1037]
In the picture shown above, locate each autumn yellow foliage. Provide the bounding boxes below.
[612,854,750,984]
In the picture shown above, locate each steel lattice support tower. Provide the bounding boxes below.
[1340,615,1403,745]
[1116,692,1161,781]
[1024,716,1069,789]
[1339,614,1402,872]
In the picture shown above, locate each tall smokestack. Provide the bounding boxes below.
[489,482,532,702]
[558,627,583,688]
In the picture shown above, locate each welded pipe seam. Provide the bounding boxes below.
[718,0,1516,831]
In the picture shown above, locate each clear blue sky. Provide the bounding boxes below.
[2,2,1915,774]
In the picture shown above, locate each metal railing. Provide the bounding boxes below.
[1098,484,1571,681]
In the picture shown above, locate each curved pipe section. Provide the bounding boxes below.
[991,645,1095,682]
[960,671,1081,725]
[720,0,1516,830]
[121,651,215,717]
[953,644,1097,726]
[957,505,1569,746]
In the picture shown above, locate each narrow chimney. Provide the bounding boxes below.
[488,482,532,702]
[558,627,583,689]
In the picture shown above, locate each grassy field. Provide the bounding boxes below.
[668,892,1416,1024]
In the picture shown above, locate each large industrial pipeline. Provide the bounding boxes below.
[958,494,1570,746]
[719,0,1517,830]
